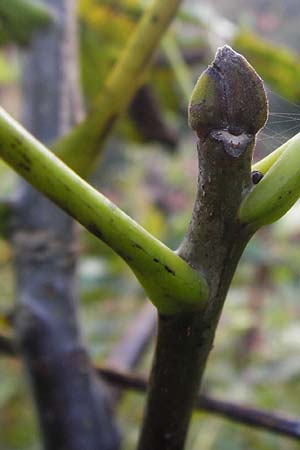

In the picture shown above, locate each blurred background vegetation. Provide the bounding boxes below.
[1,0,300,449]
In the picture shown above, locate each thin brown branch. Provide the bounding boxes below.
[2,335,299,440]
[97,366,300,441]
[137,46,268,450]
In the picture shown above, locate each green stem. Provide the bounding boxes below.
[252,132,300,174]
[240,131,300,228]
[0,107,208,315]
[162,34,194,104]
[54,0,184,177]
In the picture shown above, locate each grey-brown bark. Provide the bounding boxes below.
[137,46,268,450]
[9,1,120,449]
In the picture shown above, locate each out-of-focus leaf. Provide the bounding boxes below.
[79,0,137,102]
[234,30,300,102]
[0,0,51,46]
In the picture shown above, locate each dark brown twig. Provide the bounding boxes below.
[97,366,300,441]
[2,334,300,441]
[137,45,268,450]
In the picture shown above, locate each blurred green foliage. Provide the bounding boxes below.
[0,0,50,46]
[79,0,138,102]
[234,30,300,102]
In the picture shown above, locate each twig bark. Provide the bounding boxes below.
[137,46,268,450]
